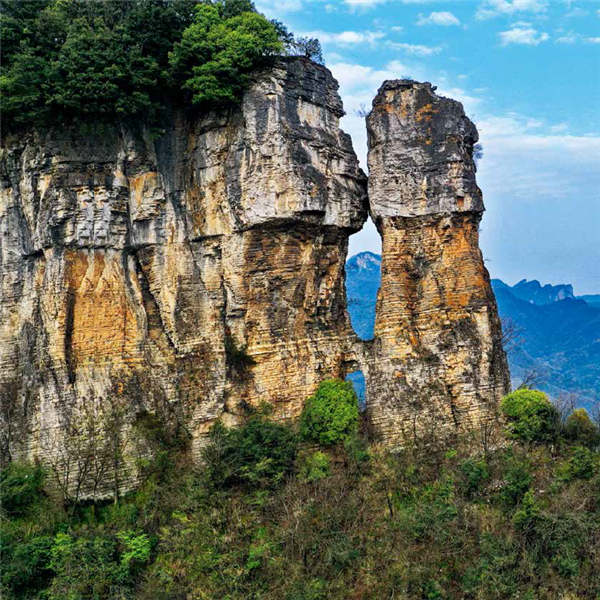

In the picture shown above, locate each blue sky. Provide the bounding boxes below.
[257,0,600,295]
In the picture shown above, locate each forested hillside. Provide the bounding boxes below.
[3,386,600,599]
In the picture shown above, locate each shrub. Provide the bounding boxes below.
[299,451,331,482]
[300,380,359,446]
[499,459,532,507]
[458,458,489,498]
[0,462,45,516]
[204,415,298,488]
[560,446,599,482]
[500,389,559,443]
[563,408,600,448]
[1,535,54,599]
[223,333,256,380]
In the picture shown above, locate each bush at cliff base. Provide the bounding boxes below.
[300,379,359,446]
[500,389,560,443]
[564,408,600,448]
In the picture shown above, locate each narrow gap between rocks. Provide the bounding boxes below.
[345,370,367,411]
[345,217,382,341]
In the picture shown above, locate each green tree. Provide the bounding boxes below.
[500,389,559,443]
[47,17,159,118]
[203,414,298,488]
[300,380,360,446]
[564,408,600,448]
[168,3,283,105]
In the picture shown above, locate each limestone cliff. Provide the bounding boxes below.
[365,80,509,441]
[0,61,509,496]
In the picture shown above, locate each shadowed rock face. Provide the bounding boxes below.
[0,64,508,497]
[365,80,510,442]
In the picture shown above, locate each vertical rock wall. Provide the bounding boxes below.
[0,59,367,494]
[365,80,510,442]
[0,63,509,495]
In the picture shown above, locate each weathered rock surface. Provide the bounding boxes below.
[0,58,367,495]
[0,64,509,496]
[365,80,510,442]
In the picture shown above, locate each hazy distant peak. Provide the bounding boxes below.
[495,278,575,305]
[347,252,381,272]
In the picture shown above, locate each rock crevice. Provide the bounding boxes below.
[0,60,509,494]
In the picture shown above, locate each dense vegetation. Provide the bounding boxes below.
[2,384,600,600]
[0,0,322,131]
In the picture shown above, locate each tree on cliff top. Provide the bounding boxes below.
[0,0,299,130]
[168,3,283,105]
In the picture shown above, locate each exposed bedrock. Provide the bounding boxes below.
[0,62,509,496]
[365,80,510,442]
[0,58,367,494]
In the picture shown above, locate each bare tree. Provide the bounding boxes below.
[40,395,130,504]
[516,366,546,391]
[500,317,524,356]
[290,36,325,65]
[354,103,371,118]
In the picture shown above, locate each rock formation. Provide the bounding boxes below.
[0,60,509,496]
[365,80,509,442]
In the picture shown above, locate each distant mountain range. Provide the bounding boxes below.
[345,252,600,408]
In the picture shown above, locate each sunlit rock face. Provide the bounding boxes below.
[0,65,508,497]
[365,80,510,442]
[0,58,367,496]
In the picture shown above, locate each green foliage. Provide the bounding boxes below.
[559,446,599,482]
[3,418,600,600]
[458,458,489,498]
[500,389,559,443]
[204,414,298,488]
[46,530,151,599]
[168,3,282,105]
[300,379,359,446]
[299,451,331,482]
[1,0,288,130]
[1,535,54,599]
[499,457,532,507]
[0,461,45,516]
[563,408,600,448]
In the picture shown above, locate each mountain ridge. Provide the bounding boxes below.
[346,251,600,407]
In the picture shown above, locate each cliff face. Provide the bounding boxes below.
[0,61,508,495]
[365,81,509,441]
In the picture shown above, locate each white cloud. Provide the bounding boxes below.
[457,74,469,79]
[255,0,303,16]
[587,37,600,44]
[566,7,589,18]
[556,31,579,44]
[302,29,386,47]
[387,41,442,55]
[391,25,405,33]
[477,0,548,20]
[416,11,460,26]
[499,25,549,45]
[476,113,600,295]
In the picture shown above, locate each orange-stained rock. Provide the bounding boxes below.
[365,80,509,442]
[0,64,509,498]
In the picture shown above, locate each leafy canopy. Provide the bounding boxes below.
[500,389,560,443]
[169,4,282,105]
[0,0,301,130]
[300,379,360,446]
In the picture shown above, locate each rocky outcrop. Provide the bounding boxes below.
[365,80,509,442]
[0,62,509,496]
[0,58,367,495]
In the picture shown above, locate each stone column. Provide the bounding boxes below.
[365,80,510,443]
